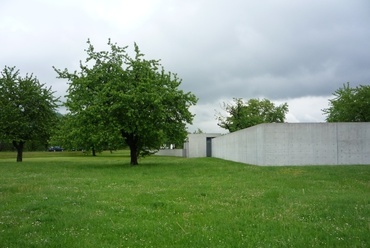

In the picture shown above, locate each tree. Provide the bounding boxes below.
[54,39,197,165]
[0,66,59,161]
[193,128,204,134]
[323,82,370,122]
[216,98,288,132]
[50,113,123,155]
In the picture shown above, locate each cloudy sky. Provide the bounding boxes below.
[1,0,369,133]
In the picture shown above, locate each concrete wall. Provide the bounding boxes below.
[184,133,221,158]
[155,149,184,157]
[212,123,370,165]
[212,125,259,164]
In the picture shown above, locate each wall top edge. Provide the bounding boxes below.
[214,122,370,136]
[188,133,222,136]
[257,122,370,126]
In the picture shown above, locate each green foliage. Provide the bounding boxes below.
[216,98,288,132]
[54,40,197,164]
[0,140,47,152]
[51,113,123,155]
[0,152,369,247]
[0,141,13,151]
[0,66,59,160]
[323,82,370,122]
[193,128,204,134]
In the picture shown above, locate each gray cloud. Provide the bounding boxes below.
[1,0,369,133]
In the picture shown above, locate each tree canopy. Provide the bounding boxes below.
[54,39,197,165]
[0,66,59,161]
[323,82,370,122]
[216,98,288,132]
[50,113,123,155]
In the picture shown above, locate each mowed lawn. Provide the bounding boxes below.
[0,151,369,247]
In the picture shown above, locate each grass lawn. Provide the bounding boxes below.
[0,151,369,247]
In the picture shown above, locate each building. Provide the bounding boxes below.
[157,123,370,165]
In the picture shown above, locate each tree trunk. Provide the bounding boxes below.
[122,130,139,165]
[129,144,139,165]
[12,140,25,162]
[92,146,96,156]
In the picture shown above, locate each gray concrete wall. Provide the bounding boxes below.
[337,123,370,164]
[184,133,221,158]
[212,126,259,164]
[212,123,370,165]
[155,149,184,157]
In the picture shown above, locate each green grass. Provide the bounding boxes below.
[1,151,369,247]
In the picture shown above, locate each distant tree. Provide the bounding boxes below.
[50,113,123,155]
[0,139,47,152]
[0,141,14,151]
[0,66,59,161]
[323,82,370,122]
[193,128,204,134]
[54,39,197,165]
[216,98,288,132]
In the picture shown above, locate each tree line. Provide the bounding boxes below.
[1,39,369,163]
[1,40,197,164]
[215,83,370,133]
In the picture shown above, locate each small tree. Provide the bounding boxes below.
[323,82,370,122]
[193,128,204,134]
[216,98,288,132]
[0,66,59,161]
[51,113,123,155]
[54,40,197,165]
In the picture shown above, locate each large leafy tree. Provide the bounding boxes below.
[323,82,370,122]
[216,98,288,132]
[54,40,197,165]
[0,66,59,161]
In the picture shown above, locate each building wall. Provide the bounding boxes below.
[212,125,259,165]
[337,123,370,164]
[184,133,221,158]
[155,149,184,157]
[212,123,370,165]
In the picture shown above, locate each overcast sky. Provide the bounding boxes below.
[1,0,369,133]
